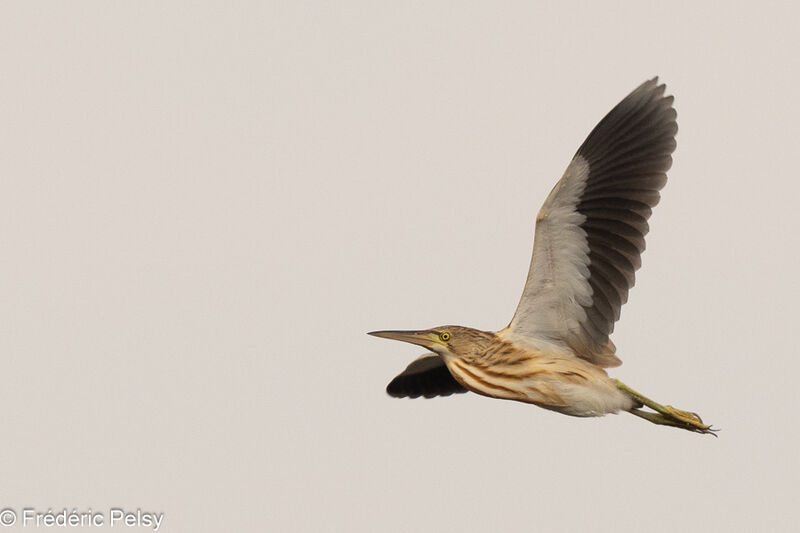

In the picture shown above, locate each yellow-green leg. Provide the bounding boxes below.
[614,379,718,436]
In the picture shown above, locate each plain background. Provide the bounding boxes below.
[1,2,798,532]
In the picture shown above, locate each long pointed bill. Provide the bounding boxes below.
[367,329,441,350]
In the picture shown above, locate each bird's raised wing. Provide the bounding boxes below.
[386,353,467,399]
[507,78,677,367]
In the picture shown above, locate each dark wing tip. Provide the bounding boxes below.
[576,77,678,169]
[386,355,467,399]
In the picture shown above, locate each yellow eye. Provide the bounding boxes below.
[440,331,451,342]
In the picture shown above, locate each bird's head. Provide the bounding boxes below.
[368,325,495,360]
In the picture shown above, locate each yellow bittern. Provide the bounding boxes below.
[369,78,716,435]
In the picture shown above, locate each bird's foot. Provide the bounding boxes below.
[615,379,718,436]
[664,405,704,427]
[629,407,718,436]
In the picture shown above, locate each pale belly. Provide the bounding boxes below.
[445,355,635,417]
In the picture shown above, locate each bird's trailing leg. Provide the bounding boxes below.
[614,379,718,436]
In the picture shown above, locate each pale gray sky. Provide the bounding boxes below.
[1,2,798,532]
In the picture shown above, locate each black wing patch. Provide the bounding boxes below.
[386,354,467,399]
[568,77,677,365]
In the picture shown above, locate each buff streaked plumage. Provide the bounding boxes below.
[370,78,716,435]
[372,326,633,417]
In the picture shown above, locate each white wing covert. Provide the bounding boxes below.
[508,78,677,367]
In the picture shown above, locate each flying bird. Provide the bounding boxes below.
[369,78,715,435]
